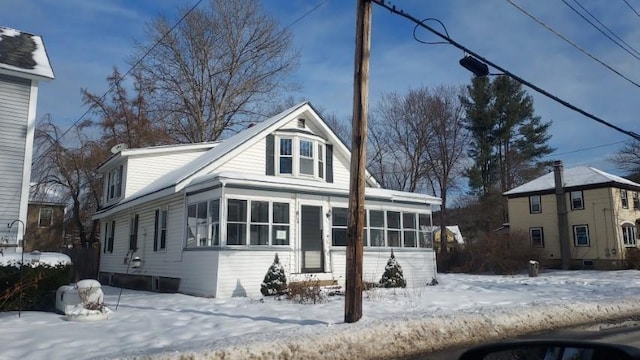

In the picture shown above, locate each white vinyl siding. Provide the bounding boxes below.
[0,75,31,228]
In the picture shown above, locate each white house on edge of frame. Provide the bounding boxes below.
[94,102,441,298]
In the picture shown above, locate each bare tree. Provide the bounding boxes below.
[33,115,107,246]
[369,86,468,254]
[133,0,299,143]
[611,140,640,182]
[82,67,173,149]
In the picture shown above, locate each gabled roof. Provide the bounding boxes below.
[0,26,54,80]
[96,102,385,216]
[98,141,219,172]
[504,166,640,196]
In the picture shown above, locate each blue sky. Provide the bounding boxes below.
[3,0,640,176]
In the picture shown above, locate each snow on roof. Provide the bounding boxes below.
[504,166,640,196]
[0,251,71,267]
[0,26,54,80]
[426,225,464,243]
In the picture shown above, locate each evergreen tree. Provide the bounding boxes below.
[379,251,406,288]
[260,254,287,296]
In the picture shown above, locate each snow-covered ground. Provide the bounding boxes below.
[4,270,640,360]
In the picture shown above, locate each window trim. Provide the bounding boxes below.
[185,200,220,248]
[225,198,291,247]
[154,208,168,252]
[104,220,115,253]
[622,223,638,247]
[529,195,541,214]
[38,207,53,228]
[621,189,629,209]
[573,224,590,247]
[275,134,326,180]
[529,227,544,248]
[105,165,124,203]
[633,192,640,209]
[129,214,139,251]
[570,191,584,210]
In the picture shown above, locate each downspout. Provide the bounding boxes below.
[554,160,571,269]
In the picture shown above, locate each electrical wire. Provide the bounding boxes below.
[562,0,640,61]
[543,140,626,158]
[370,0,640,142]
[413,18,450,45]
[622,0,640,20]
[505,0,640,90]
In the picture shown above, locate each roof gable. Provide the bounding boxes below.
[0,27,54,80]
[504,166,640,196]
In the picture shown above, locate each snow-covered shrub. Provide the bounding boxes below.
[379,251,406,288]
[260,253,287,296]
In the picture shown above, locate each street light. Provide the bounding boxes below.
[459,55,489,77]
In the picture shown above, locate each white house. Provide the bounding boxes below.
[0,26,54,250]
[94,102,441,297]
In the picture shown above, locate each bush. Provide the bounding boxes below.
[286,275,326,304]
[379,250,406,288]
[260,253,287,296]
[0,263,73,312]
[444,231,541,275]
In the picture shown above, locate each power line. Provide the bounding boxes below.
[622,0,640,20]
[369,0,640,142]
[283,0,330,31]
[505,0,640,90]
[562,0,640,61]
[543,141,626,158]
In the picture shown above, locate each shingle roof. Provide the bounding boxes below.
[0,26,54,80]
[504,166,640,196]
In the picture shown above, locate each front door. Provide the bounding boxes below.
[301,205,324,273]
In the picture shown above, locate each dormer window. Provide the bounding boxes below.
[279,138,293,174]
[106,165,123,202]
[275,135,325,179]
[299,139,314,175]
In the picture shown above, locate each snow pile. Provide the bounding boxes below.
[4,270,640,360]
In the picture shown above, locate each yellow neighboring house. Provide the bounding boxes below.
[430,225,464,253]
[504,162,640,269]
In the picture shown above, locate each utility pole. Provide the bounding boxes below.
[554,160,571,269]
[345,0,371,323]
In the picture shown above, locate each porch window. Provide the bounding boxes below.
[622,190,629,209]
[154,208,168,251]
[387,211,401,247]
[402,212,417,247]
[331,207,348,246]
[418,214,433,248]
[186,200,219,248]
[227,199,247,245]
[272,202,290,245]
[369,210,385,247]
[570,191,584,210]
[529,195,541,214]
[38,208,53,228]
[573,224,590,247]
[622,223,638,247]
[529,227,544,247]
[250,201,269,245]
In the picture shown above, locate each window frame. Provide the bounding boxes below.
[277,137,293,175]
[622,223,638,247]
[529,227,544,248]
[226,199,291,247]
[154,208,168,252]
[570,191,584,210]
[331,207,348,247]
[185,200,220,248]
[633,192,640,209]
[104,220,115,253]
[275,135,326,180]
[38,207,53,228]
[573,224,590,247]
[621,189,629,209]
[529,195,542,214]
[129,214,139,251]
[105,165,123,203]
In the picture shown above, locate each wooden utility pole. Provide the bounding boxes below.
[345,0,371,324]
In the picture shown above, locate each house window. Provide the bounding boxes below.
[154,208,168,251]
[403,212,417,247]
[129,214,139,251]
[529,227,544,247]
[570,191,584,210]
[38,208,53,228]
[573,225,590,247]
[332,207,348,246]
[186,200,219,248]
[104,220,115,253]
[529,195,541,214]
[272,202,290,245]
[369,210,385,247]
[633,192,640,209]
[299,139,314,175]
[622,224,638,247]
[226,199,290,246]
[318,144,324,179]
[621,190,629,209]
[387,211,401,247]
[106,165,123,202]
[418,214,433,248]
[279,138,293,174]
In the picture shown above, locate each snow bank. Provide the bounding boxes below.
[137,298,640,360]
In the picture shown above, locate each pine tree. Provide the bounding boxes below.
[379,251,406,288]
[260,254,287,296]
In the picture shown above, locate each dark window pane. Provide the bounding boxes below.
[403,213,416,229]
[332,228,348,246]
[332,207,348,226]
[272,225,289,245]
[280,157,292,174]
[388,230,400,247]
[273,203,289,223]
[387,211,400,229]
[370,210,384,228]
[370,229,384,246]
[250,224,269,245]
[227,200,247,221]
[251,201,269,222]
[227,223,246,245]
[404,231,416,247]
